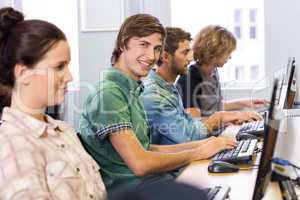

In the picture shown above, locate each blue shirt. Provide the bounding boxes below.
[141,70,208,145]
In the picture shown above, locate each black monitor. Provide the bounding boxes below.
[252,79,280,200]
[284,57,296,109]
[278,57,296,109]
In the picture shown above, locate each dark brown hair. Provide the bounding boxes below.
[0,7,67,112]
[111,13,166,65]
[157,27,192,66]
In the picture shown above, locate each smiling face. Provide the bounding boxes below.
[119,33,163,80]
[170,39,193,75]
[21,40,73,109]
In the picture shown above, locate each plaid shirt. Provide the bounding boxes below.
[0,107,106,200]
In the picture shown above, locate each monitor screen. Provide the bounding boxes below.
[252,79,280,200]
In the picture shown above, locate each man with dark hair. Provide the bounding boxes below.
[80,15,239,192]
[141,27,261,145]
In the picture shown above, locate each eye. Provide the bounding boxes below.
[140,42,149,48]
[56,64,65,71]
[154,46,162,53]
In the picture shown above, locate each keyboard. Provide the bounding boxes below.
[202,186,231,200]
[236,120,264,136]
[212,139,258,164]
[221,120,264,140]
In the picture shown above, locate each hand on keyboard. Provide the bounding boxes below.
[194,136,238,160]
[221,111,263,125]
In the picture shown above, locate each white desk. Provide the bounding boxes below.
[177,158,281,200]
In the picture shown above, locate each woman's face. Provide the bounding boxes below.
[214,51,232,68]
[27,40,73,107]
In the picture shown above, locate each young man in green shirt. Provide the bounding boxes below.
[80,14,239,192]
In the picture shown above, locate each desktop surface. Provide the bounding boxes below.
[176,158,281,200]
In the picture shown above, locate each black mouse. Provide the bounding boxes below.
[208,161,239,173]
[236,132,260,141]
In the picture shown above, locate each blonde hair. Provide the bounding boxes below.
[193,25,236,65]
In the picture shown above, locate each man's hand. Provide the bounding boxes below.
[192,136,237,160]
[220,111,263,125]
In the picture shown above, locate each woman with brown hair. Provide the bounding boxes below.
[0,7,106,199]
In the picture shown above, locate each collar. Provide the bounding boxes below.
[1,107,62,138]
[105,67,144,95]
[148,69,177,93]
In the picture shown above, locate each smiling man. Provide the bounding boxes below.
[79,15,241,193]
[141,27,262,145]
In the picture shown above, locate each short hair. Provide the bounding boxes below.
[193,25,236,65]
[157,27,192,66]
[164,27,192,55]
[111,14,166,65]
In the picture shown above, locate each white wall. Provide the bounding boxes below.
[0,0,11,7]
[264,0,300,102]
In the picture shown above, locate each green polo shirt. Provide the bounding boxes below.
[80,67,176,192]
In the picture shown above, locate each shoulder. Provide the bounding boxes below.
[0,122,36,151]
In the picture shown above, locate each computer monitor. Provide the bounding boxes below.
[277,57,296,109]
[252,79,280,200]
[284,58,296,109]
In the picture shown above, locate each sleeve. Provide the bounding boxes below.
[0,136,52,200]
[83,86,133,140]
[142,90,208,144]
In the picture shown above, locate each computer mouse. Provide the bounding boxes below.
[208,161,240,173]
[236,132,260,141]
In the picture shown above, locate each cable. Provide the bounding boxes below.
[239,166,259,171]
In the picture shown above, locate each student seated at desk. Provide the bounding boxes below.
[176,25,268,117]
[80,14,238,193]
[0,8,106,200]
[141,27,262,145]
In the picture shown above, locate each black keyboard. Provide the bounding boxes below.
[213,139,258,164]
[236,120,264,137]
[202,186,231,200]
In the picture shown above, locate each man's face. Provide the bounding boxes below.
[122,33,163,80]
[170,40,193,75]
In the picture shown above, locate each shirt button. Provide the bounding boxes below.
[92,165,96,170]
[76,168,80,173]
[60,144,65,148]
[89,194,94,199]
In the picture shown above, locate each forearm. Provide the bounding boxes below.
[149,139,210,153]
[140,148,202,175]
[223,100,243,111]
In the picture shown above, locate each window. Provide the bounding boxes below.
[171,0,265,88]
[251,65,259,80]
[250,26,256,39]
[234,9,242,39]
[235,65,244,81]
[249,9,257,39]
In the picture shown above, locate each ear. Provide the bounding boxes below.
[162,51,171,64]
[14,64,31,85]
